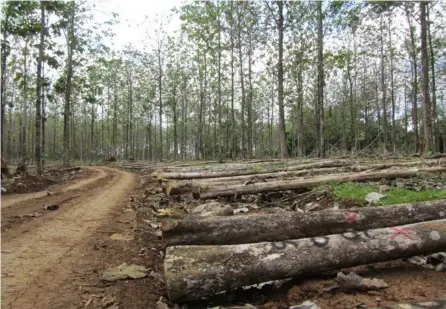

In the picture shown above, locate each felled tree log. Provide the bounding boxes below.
[164,219,446,302]
[153,159,351,180]
[61,166,81,172]
[161,199,446,246]
[371,299,446,309]
[197,166,446,199]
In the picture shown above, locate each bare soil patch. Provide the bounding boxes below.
[1,166,94,195]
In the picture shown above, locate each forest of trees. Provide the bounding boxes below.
[1,1,445,173]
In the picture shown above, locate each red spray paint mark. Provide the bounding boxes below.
[344,212,358,223]
[388,227,413,240]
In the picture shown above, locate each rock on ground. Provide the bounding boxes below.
[102,263,147,282]
[191,201,233,216]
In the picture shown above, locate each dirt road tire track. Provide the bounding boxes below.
[1,166,136,309]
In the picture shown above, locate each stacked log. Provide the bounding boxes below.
[157,160,445,197]
[164,219,446,302]
[152,159,446,302]
[196,167,446,199]
[161,199,446,246]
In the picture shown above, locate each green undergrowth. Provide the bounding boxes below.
[331,182,446,206]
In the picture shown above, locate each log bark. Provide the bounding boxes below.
[154,159,443,181]
[197,167,446,199]
[164,219,446,302]
[161,160,445,196]
[61,166,81,172]
[161,199,446,246]
[153,160,351,180]
[371,299,446,309]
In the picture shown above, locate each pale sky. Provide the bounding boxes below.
[93,0,185,50]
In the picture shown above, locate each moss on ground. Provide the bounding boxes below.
[331,182,446,206]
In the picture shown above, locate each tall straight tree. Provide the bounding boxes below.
[404,2,419,153]
[427,3,438,152]
[420,2,433,153]
[63,1,75,167]
[35,1,45,174]
[266,1,288,159]
[316,1,325,158]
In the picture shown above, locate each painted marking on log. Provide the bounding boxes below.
[388,227,413,240]
[429,231,441,241]
[344,212,358,223]
[272,240,299,250]
[340,231,360,240]
[310,236,330,247]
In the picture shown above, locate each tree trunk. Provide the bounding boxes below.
[297,66,304,157]
[41,63,46,168]
[21,40,29,167]
[380,13,388,153]
[197,167,446,199]
[162,199,446,246]
[247,25,253,159]
[158,44,163,161]
[217,2,223,163]
[316,1,325,158]
[237,3,246,158]
[277,1,288,159]
[35,2,45,174]
[230,1,236,159]
[405,3,419,153]
[112,72,117,157]
[388,16,396,152]
[427,3,438,152]
[1,13,10,154]
[165,219,446,302]
[90,103,95,162]
[63,1,75,167]
[420,2,433,154]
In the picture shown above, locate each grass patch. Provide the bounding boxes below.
[332,182,446,206]
[248,165,265,172]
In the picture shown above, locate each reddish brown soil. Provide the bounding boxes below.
[1,166,94,195]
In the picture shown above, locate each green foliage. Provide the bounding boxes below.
[332,182,446,206]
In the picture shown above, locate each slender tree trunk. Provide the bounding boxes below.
[347,56,354,152]
[316,1,325,158]
[388,17,396,153]
[405,3,419,153]
[427,3,438,152]
[112,73,118,157]
[21,40,30,166]
[63,1,75,167]
[173,85,178,160]
[41,63,46,167]
[158,45,163,161]
[247,25,253,159]
[230,1,236,159]
[217,3,223,162]
[277,1,288,158]
[379,13,388,153]
[1,14,10,154]
[296,43,304,157]
[90,103,95,162]
[420,2,433,154]
[35,2,45,174]
[237,3,246,158]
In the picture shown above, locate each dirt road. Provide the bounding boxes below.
[1,166,107,209]
[1,166,136,309]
